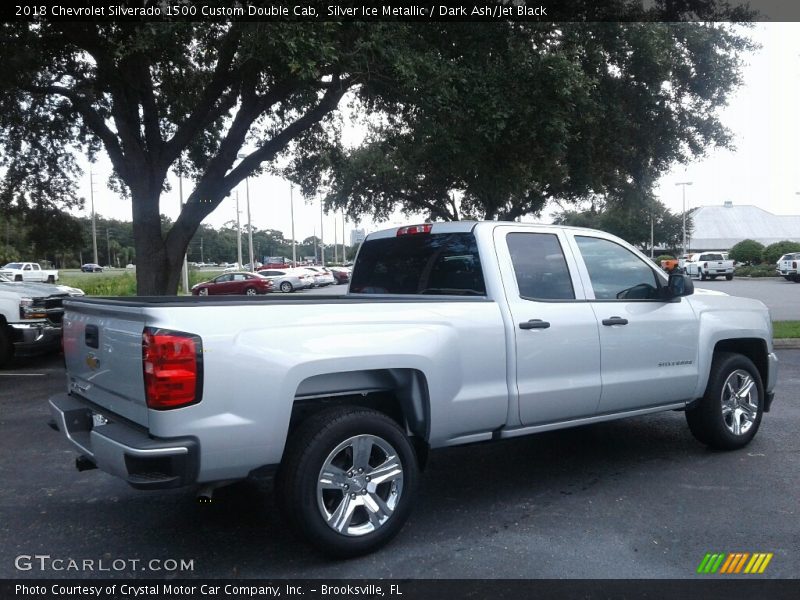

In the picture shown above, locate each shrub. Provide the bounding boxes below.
[763,241,800,265]
[729,239,764,265]
[734,265,778,278]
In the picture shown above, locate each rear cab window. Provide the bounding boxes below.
[350,232,486,296]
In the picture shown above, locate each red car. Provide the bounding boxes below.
[191,272,273,296]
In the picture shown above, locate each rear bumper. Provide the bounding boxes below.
[10,322,61,355]
[49,393,199,489]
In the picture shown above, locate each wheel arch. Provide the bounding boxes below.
[711,338,768,392]
[289,368,431,464]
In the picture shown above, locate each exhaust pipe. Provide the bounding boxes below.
[76,455,97,472]
[196,480,236,503]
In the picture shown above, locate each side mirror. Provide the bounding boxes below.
[667,273,694,298]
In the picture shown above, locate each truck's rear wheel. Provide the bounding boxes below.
[276,406,418,557]
[47,275,55,283]
[685,352,763,450]
[725,274,734,281]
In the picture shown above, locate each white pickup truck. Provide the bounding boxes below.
[49,222,777,557]
[0,273,84,366]
[776,252,799,282]
[0,262,59,283]
[683,252,735,281]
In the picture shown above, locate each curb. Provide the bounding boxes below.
[773,338,800,349]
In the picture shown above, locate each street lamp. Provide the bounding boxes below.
[290,184,297,267]
[177,159,189,294]
[676,181,693,255]
[237,154,255,270]
[235,189,243,268]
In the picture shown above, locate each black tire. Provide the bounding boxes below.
[14,275,22,282]
[47,275,55,283]
[685,352,764,450]
[793,274,800,283]
[725,274,733,281]
[699,270,706,281]
[280,281,293,293]
[276,406,419,558]
[0,326,13,368]
[784,276,792,281]
[709,275,717,280]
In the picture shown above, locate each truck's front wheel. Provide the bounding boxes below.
[277,407,419,557]
[685,352,763,450]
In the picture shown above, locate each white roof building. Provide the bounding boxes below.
[689,202,800,250]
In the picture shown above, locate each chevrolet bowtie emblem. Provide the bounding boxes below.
[85,353,100,370]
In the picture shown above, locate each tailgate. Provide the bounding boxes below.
[63,301,149,426]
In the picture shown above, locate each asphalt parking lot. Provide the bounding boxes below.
[1,350,797,580]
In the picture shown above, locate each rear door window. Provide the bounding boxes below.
[351,232,486,295]
[506,233,575,300]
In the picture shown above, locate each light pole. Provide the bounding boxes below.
[676,181,693,255]
[89,171,98,265]
[237,154,255,270]
[319,199,325,267]
[290,184,297,267]
[178,159,189,294]
[235,190,243,268]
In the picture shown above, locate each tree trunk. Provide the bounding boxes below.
[131,187,183,296]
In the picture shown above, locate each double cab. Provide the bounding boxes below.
[50,222,777,556]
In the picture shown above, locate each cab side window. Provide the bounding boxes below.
[575,236,660,300]
[507,233,575,300]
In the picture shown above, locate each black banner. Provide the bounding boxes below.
[4,0,799,23]
[3,579,800,600]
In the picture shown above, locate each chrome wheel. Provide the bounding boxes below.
[721,369,759,436]
[198,288,208,296]
[316,434,404,537]
[245,287,257,296]
[280,281,293,293]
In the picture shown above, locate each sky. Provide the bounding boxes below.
[73,22,800,247]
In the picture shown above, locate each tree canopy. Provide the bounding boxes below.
[1,4,754,294]
[553,196,687,253]
[300,19,753,223]
[2,20,413,293]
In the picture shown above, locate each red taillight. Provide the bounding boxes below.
[142,328,202,410]
[397,224,432,236]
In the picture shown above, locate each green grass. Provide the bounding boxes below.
[59,269,225,296]
[773,321,800,339]
[59,272,137,296]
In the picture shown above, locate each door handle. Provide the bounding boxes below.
[602,316,629,326]
[519,319,551,330]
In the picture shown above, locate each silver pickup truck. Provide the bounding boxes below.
[50,222,777,557]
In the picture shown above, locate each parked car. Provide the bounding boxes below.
[776,253,800,282]
[329,267,351,284]
[256,269,313,293]
[0,262,59,283]
[303,266,336,287]
[191,272,273,296]
[49,221,777,557]
[81,263,103,273]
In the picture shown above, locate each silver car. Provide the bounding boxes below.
[257,269,313,293]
